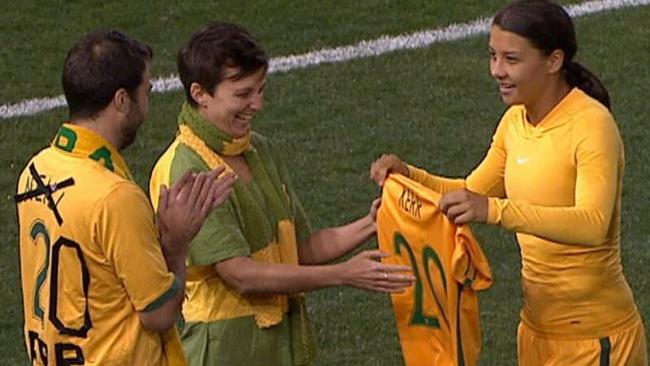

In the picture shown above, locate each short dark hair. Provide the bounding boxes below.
[178,22,268,107]
[62,30,153,119]
[493,0,610,110]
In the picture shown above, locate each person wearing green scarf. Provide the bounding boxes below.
[149,22,415,366]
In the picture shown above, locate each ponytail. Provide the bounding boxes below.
[564,61,611,110]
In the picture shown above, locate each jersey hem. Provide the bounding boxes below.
[519,308,641,340]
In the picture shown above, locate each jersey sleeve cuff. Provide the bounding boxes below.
[143,275,180,312]
[487,197,507,225]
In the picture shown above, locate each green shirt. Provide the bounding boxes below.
[150,112,317,366]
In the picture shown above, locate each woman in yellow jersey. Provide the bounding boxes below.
[370,0,647,364]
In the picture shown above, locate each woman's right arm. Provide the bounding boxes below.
[370,118,508,197]
[214,250,415,296]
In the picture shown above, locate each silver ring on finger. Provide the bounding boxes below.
[383,272,388,280]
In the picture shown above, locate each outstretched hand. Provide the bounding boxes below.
[439,189,488,225]
[339,250,415,293]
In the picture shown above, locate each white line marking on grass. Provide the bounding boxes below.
[1,0,648,120]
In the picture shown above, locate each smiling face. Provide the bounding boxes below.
[194,66,266,138]
[488,25,554,108]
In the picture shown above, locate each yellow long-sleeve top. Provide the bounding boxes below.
[407,88,639,339]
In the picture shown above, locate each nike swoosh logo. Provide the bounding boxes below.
[516,157,530,165]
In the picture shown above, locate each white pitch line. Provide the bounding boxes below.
[1,0,648,120]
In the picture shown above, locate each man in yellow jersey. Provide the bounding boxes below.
[15,30,235,366]
[377,174,492,366]
[371,1,646,364]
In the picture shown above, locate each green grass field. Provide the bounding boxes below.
[1,1,649,364]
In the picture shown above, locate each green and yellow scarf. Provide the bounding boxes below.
[175,102,316,364]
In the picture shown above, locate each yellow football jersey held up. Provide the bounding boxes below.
[15,124,183,366]
[377,174,492,366]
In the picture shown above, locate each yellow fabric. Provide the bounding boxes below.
[150,139,181,211]
[162,329,188,366]
[517,316,647,366]
[53,123,133,180]
[407,89,640,339]
[16,124,180,365]
[177,125,300,269]
[176,243,290,327]
[220,130,251,156]
[377,174,492,366]
[150,124,296,328]
[147,139,189,366]
[407,164,466,194]
[177,101,252,157]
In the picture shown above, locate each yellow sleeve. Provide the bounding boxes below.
[487,115,620,245]
[94,182,176,311]
[405,116,508,197]
[465,118,507,197]
[405,163,465,193]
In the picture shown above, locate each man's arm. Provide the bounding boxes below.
[138,168,235,331]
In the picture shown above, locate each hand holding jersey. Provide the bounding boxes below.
[438,189,488,225]
[369,153,409,187]
[370,154,488,226]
